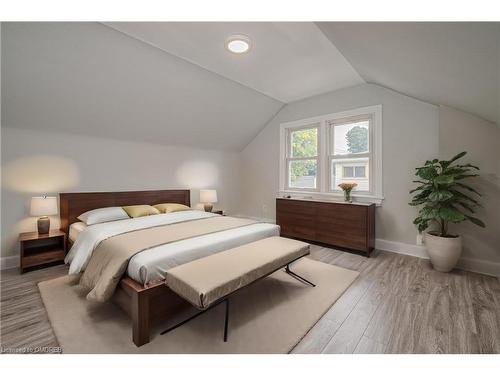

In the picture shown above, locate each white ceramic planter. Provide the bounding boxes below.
[425,232,462,272]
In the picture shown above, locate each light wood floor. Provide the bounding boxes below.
[1,247,499,353]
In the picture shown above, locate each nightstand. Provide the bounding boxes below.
[19,230,67,273]
[212,210,225,215]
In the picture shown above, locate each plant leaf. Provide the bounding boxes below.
[455,163,479,170]
[465,215,486,228]
[450,189,479,205]
[457,201,474,213]
[409,185,430,194]
[420,206,439,220]
[455,182,481,196]
[428,190,454,202]
[454,174,479,180]
[416,166,438,180]
[438,207,466,223]
[448,151,467,165]
[434,175,454,185]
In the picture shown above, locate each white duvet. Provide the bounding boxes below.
[65,210,218,274]
[65,211,280,284]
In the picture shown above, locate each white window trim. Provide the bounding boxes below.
[279,105,384,205]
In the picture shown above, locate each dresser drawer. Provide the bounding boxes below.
[276,199,316,216]
[279,223,316,241]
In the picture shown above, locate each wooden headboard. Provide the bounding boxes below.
[59,189,190,235]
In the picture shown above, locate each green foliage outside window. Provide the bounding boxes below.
[290,128,317,184]
[346,125,368,154]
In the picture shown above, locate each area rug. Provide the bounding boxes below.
[38,258,358,353]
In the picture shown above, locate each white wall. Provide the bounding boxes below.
[1,127,241,259]
[238,84,500,275]
[239,83,440,246]
[439,106,500,265]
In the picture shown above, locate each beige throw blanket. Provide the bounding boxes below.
[79,216,256,302]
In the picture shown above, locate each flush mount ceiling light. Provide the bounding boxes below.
[225,35,251,54]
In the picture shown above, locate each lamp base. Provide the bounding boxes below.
[203,203,213,212]
[37,216,50,234]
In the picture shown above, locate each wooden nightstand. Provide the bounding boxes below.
[212,210,225,215]
[19,230,67,273]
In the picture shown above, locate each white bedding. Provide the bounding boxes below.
[65,210,217,274]
[65,210,280,284]
[69,222,88,242]
[128,222,279,284]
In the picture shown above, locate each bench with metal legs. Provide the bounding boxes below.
[160,262,315,342]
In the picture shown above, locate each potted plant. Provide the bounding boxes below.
[409,151,485,272]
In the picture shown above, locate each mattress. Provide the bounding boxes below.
[69,222,88,242]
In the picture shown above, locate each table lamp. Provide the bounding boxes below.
[199,189,217,212]
[30,196,58,234]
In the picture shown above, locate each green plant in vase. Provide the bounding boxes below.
[409,151,485,272]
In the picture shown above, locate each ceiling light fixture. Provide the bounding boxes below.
[225,35,251,54]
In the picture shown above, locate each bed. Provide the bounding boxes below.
[59,190,279,346]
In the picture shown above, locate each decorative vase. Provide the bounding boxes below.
[425,232,462,272]
[343,189,352,203]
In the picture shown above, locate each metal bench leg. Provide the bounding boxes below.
[161,298,230,342]
[285,264,316,287]
[160,308,208,336]
[223,299,229,342]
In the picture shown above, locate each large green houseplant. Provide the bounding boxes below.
[409,151,485,272]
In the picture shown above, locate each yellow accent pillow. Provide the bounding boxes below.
[122,205,160,218]
[153,203,192,214]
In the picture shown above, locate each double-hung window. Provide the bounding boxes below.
[328,115,372,193]
[285,125,319,191]
[279,105,383,204]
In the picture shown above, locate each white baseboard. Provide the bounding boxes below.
[457,257,500,278]
[375,238,428,259]
[375,238,500,278]
[233,217,500,278]
[1,256,20,270]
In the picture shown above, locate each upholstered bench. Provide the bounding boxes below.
[161,236,315,341]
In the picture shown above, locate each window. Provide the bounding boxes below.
[343,165,366,178]
[329,115,372,193]
[285,125,319,190]
[279,105,383,204]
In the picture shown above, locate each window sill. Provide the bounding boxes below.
[277,190,384,206]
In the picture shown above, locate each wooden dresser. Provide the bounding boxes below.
[276,198,375,256]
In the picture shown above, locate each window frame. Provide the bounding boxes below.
[328,114,373,194]
[279,105,383,205]
[284,123,320,192]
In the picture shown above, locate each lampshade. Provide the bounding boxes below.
[30,196,58,216]
[199,189,217,203]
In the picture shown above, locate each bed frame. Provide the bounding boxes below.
[60,189,192,346]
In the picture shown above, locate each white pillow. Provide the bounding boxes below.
[77,207,129,225]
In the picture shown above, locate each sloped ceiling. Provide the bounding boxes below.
[103,22,364,103]
[317,22,499,124]
[3,22,498,154]
[1,22,283,151]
